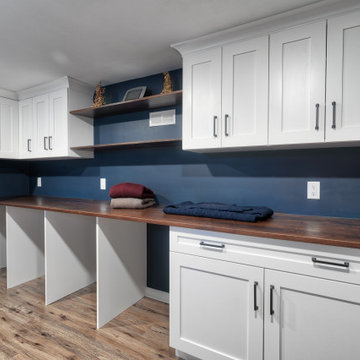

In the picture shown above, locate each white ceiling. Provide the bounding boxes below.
[0,0,340,91]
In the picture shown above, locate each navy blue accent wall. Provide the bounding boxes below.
[26,69,360,292]
[0,160,29,198]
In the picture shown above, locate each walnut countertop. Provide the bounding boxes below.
[1,196,359,249]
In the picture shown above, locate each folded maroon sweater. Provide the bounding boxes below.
[109,182,155,199]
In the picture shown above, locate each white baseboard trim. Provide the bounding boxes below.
[175,350,201,360]
[145,287,169,304]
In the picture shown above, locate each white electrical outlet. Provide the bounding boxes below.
[37,177,42,187]
[307,181,320,200]
[100,178,106,190]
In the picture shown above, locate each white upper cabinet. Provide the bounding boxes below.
[182,36,269,151]
[49,88,68,157]
[33,90,68,158]
[183,47,222,150]
[0,97,19,158]
[269,21,326,145]
[222,36,268,148]
[326,11,360,142]
[174,5,360,150]
[17,77,93,159]
[34,94,50,157]
[19,98,35,157]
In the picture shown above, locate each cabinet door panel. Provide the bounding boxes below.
[170,252,263,360]
[269,21,326,144]
[183,47,222,150]
[222,36,268,147]
[0,98,18,158]
[19,99,35,157]
[326,12,360,142]
[34,94,49,157]
[265,269,360,360]
[49,88,68,155]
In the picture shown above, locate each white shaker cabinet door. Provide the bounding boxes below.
[0,98,18,158]
[326,12,360,142]
[264,269,360,360]
[269,21,326,145]
[222,36,268,147]
[182,47,222,150]
[170,252,264,360]
[49,88,68,156]
[34,94,50,157]
[19,98,35,157]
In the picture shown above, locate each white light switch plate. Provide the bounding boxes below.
[37,177,42,187]
[100,178,106,190]
[307,181,320,200]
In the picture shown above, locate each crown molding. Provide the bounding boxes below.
[172,0,360,55]
[0,88,18,101]
[17,76,92,100]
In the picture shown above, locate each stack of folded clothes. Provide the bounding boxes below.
[109,182,156,209]
[163,201,273,222]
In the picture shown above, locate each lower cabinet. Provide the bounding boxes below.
[170,227,360,360]
[170,252,263,360]
[265,270,360,360]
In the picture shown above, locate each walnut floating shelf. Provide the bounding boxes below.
[70,90,182,118]
[71,138,182,151]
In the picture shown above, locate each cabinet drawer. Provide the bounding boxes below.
[170,226,360,286]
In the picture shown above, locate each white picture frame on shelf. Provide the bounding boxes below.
[122,86,147,102]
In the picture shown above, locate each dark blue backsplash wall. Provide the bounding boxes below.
[27,69,360,292]
[0,160,29,198]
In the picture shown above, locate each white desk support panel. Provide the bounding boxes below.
[45,211,96,305]
[6,206,44,288]
[0,206,6,269]
[5,206,147,329]
[96,217,146,328]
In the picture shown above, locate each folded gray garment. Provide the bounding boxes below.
[110,197,156,209]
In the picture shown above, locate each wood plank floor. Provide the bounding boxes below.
[0,269,179,360]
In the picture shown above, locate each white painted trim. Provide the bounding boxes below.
[175,350,201,360]
[17,76,69,100]
[68,77,93,95]
[0,89,18,101]
[171,0,360,55]
[145,287,169,304]
[17,76,92,100]
[1,77,93,101]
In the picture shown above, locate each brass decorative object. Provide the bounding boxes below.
[160,72,173,94]
[92,82,106,107]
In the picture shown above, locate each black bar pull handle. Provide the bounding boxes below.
[315,104,319,130]
[225,114,229,136]
[27,139,32,152]
[44,136,48,150]
[312,257,349,268]
[254,281,259,311]
[270,285,275,316]
[332,101,336,129]
[199,241,225,249]
[213,116,218,138]
[49,136,53,150]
